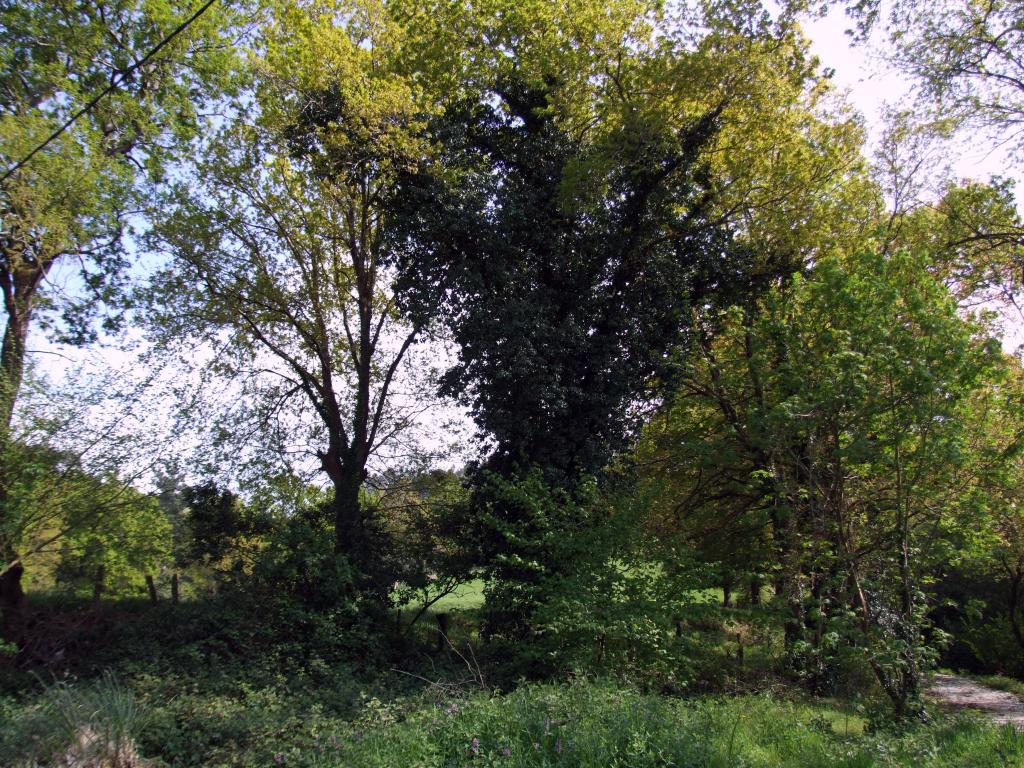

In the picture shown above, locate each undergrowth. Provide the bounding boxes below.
[2,676,1022,767]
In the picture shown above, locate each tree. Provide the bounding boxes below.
[53,484,171,601]
[392,89,737,482]
[947,362,1024,665]
[846,0,1024,161]
[823,0,1024,331]
[384,2,879,633]
[145,0,443,602]
[0,366,167,636]
[643,248,1003,716]
[370,467,474,629]
[384,71,741,634]
[0,0,240,429]
[0,0,239,632]
[889,177,1024,313]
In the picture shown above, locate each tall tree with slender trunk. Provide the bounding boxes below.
[145,0,444,601]
[0,0,239,634]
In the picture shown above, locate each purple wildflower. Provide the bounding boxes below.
[555,739,563,754]
[471,737,481,755]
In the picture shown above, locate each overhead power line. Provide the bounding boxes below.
[0,0,220,188]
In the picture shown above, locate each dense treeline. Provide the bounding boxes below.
[1,0,1024,765]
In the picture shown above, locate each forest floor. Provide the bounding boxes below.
[926,673,1024,729]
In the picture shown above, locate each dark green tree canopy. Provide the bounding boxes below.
[385,81,764,482]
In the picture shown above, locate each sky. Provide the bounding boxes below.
[806,6,1021,180]
[804,7,1024,349]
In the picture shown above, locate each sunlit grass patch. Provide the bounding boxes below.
[430,579,486,611]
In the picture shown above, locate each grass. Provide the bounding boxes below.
[430,578,486,611]
[813,698,868,736]
[4,677,1018,768]
[412,581,777,616]
[8,591,1015,768]
[2,671,148,767]
[277,683,1023,768]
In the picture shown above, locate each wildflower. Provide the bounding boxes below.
[555,739,562,754]
[274,754,286,764]
[471,737,481,755]
[503,746,512,757]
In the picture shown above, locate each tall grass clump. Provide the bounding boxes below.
[0,671,149,767]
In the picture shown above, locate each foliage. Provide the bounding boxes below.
[178,482,273,576]
[375,468,477,626]
[1,370,172,599]
[530,556,702,685]
[929,362,1024,675]
[847,0,1024,162]
[247,507,363,614]
[143,0,454,598]
[382,0,880,635]
[0,0,243,635]
[53,485,171,599]
[526,486,707,684]
[4,674,1023,768]
[640,248,1005,714]
[470,471,601,639]
[0,0,242,423]
[4,1,1024,762]
[887,177,1024,311]
[387,59,749,484]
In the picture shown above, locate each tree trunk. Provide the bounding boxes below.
[0,304,30,436]
[722,578,733,608]
[1008,567,1023,651]
[332,470,364,558]
[330,466,389,598]
[773,573,787,599]
[0,258,45,644]
[435,612,450,652]
[0,557,24,642]
[750,575,762,606]
[319,447,389,608]
[171,573,180,604]
[783,569,805,651]
[145,574,158,605]
[92,564,105,604]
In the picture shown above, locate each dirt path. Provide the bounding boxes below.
[926,674,1024,729]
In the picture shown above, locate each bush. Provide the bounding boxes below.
[475,471,714,687]
[959,616,1024,679]
[531,557,700,686]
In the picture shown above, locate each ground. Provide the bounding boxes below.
[927,674,1024,730]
